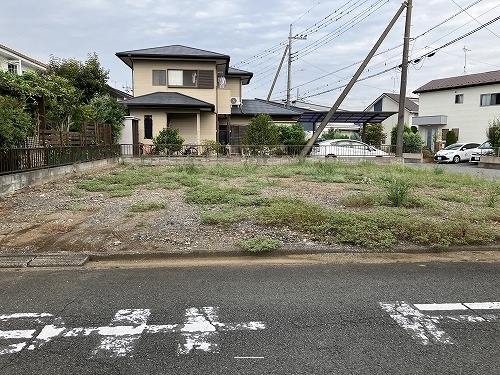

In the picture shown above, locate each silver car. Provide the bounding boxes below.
[469,141,493,163]
[310,139,388,157]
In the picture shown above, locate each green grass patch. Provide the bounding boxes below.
[200,206,242,226]
[130,201,166,212]
[238,236,283,253]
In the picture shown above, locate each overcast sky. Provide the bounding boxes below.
[2,0,499,110]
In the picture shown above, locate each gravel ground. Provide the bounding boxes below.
[0,165,352,255]
[1,161,498,256]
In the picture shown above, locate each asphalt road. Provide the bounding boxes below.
[1,261,500,374]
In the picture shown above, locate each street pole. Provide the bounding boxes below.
[267,45,289,102]
[287,25,292,109]
[300,2,407,157]
[396,0,412,157]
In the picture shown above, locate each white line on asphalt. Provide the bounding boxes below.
[0,313,53,321]
[234,356,265,359]
[415,302,500,311]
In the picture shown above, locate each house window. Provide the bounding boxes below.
[168,70,198,87]
[144,115,153,139]
[7,63,18,75]
[374,99,383,112]
[152,70,166,86]
[480,93,500,106]
[455,94,463,104]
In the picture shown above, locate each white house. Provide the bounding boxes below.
[364,93,419,143]
[0,43,47,74]
[412,70,500,149]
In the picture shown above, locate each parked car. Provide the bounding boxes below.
[469,141,494,163]
[434,142,480,163]
[310,139,389,157]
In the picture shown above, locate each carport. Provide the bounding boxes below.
[296,110,397,141]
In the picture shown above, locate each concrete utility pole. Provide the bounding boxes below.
[396,0,413,157]
[286,25,307,108]
[300,2,408,157]
[267,45,289,102]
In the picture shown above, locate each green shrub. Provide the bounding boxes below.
[445,130,458,146]
[153,127,184,154]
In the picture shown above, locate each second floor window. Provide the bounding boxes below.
[152,70,166,86]
[168,70,197,87]
[480,93,500,106]
[8,63,18,75]
[455,94,463,104]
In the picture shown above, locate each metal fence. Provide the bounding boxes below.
[120,143,397,158]
[0,145,120,175]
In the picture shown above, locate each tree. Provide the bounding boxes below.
[0,96,34,148]
[276,123,306,145]
[364,123,385,145]
[241,114,278,145]
[445,129,458,145]
[323,129,348,140]
[47,52,109,104]
[153,127,184,154]
[88,95,127,141]
[487,118,500,148]
[391,124,422,153]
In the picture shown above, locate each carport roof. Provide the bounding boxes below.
[296,110,397,124]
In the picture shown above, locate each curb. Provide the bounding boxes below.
[2,245,500,268]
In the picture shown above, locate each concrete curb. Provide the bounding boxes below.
[2,245,500,268]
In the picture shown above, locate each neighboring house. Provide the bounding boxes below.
[0,43,47,74]
[107,85,133,101]
[412,70,500,149]
[364,93,419,142]
[116,45,255,146]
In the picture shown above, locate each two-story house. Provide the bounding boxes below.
[0,43,47,75]
[364,93,419,142]
[412,70,500,149]
[116,45,259,147]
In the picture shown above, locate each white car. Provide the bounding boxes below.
[434,142,480,163]
[469,141,494,163]
[310,139,389,157]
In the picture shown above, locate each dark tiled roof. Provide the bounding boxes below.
[414,70,500,93]
[116,45,230,68]
[232,99,304,116]
[120,92,214,110]
[227,67,253,84]
[384,93,419,113]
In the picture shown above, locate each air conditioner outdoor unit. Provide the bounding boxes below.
[230,97,241,106]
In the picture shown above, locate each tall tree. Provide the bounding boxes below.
[47,52,109,104]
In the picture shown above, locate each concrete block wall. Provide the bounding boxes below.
[0,158,120,196]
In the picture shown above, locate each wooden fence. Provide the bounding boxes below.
[39,123,112,146]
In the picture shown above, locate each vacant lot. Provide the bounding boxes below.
[1,160,499,255]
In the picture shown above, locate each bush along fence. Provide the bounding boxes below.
[120,143,398,158]
[0,145,120,175]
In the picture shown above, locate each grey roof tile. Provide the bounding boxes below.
[232,99,304,116]
[120,92,214,110]
[414,70,500,93]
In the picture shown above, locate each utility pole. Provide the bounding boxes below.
[286,25,307,108]
[267,45,289,102]
[396,0,412,157]
[463,46,471,75]
[300,2,408,157]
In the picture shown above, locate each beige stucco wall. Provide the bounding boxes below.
[128,108,216,144]
[225,77,242,99]
[416,84,500,144]
[133,60,218,105]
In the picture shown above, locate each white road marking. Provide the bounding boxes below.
[380,301,500,345]
[0,307,266,358]
[234,356,265,359]
[92,309,151,358]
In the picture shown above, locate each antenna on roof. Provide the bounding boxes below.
[462,46,471,75]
